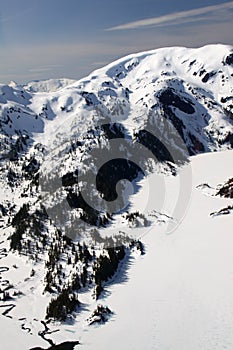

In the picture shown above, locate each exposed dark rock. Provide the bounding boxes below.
[67,191,101,226]
[222,132,233,147]
[210,205,233,217]
[81,91,99,106]
[100,122,126,139]
[0,204,7,216]
[223,106,233,120]
[163,106,186,146]
[87,305,113,325]
[187,132,205,154]
[94,246,126,285]
[158,88,195,114]
[135,129,175,162]
[216,178,233,198]
[22,157,40,179]
[220,96,233,103]
[62,170,79,187]
[30,341,80,350]
[46,288,80,321]
[199,69,206,76]
[96,158,142,201]
[189,60,196,67]
[202,71,216,83]
[225,53,233,65]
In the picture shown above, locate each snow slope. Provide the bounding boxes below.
[24,78,76,93]
[75,149,233,350]
[27,149,230,350]
[1,149,230,350]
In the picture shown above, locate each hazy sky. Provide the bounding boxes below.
[0,0,233,84]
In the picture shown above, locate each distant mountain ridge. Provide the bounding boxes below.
[1,44,233,152]
[24,78,76,92]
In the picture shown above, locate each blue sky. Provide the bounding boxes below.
[0,0,233,83]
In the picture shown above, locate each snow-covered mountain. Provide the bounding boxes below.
[0,44,233,350]
[24,78,77,93]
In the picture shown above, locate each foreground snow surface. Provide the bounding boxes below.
[76,150,233,350]
[1,149,233,349]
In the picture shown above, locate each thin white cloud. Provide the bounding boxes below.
[29,64,64,73]
[1,18,232,85]
[106,1,233,31]
[29,67,54,73]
